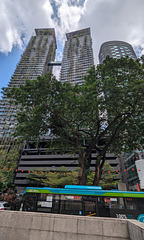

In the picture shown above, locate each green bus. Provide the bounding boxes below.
[21,185,144,219]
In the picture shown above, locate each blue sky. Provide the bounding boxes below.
[0,46,23,98]
[1,0,144,99]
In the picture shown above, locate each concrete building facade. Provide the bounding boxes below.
[60,28,94,85]
[14,138,119,193]
[0,28,56,146]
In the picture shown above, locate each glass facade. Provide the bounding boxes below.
[99,41,137,64]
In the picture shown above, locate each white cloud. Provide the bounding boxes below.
[1,0,144,62]
[78,0,144,62]
[56,0,85,38]
[0,0,55,53]
[0,0,86,54]
[0,0,23,53]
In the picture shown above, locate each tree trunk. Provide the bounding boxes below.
[79,167,87,185]
[78,154,92,185]
[93,164,100,186]
[77,142,89,185]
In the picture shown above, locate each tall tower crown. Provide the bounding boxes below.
[99,40,137,64]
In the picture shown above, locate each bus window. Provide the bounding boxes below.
[37,193,54,213]
[23,194,37,212]
[102,197,125,209]
[118,198,125,209]
[136,198,144,210]
[83,198,97,216]
[127,198,138,210]
[84,201,96,216]
[60,195,82,215]
[53,195,61,214]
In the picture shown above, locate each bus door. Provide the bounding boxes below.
[97,197,111,217]
[82,197,97,216]
[23,194,37,212]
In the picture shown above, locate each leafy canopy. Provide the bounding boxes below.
[27,167,78,188]
[4,56,144,185]
[0,144,20,192]
[27,164,118,190]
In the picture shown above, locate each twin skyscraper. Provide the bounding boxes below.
[0,27,137,142]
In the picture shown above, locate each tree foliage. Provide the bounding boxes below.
[99,162,119,189]
[27,167,78,188]
[0,144,20,192]
[87,161,119,189]
[4,57,144,185]
[27,163,118,190]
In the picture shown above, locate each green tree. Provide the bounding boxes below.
[0,143,20,192]
[87,162,119,189]
[99,162,119,189]
[27,164,118,190]
[27,167,78,188]
[4,57,144,185]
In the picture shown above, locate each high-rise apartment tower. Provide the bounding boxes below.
[99,40,138,190]
[60,28,94,85]
[0,29,56,145]
[99,40,137,64]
